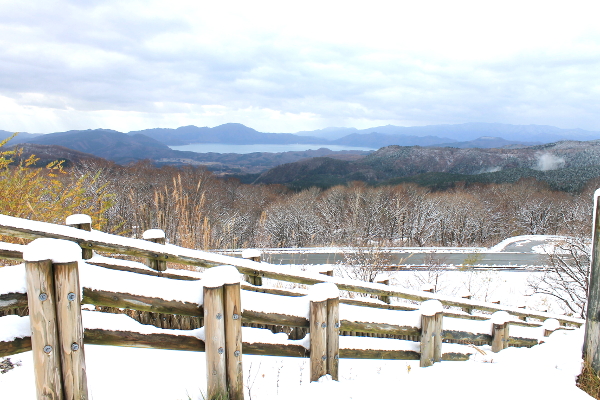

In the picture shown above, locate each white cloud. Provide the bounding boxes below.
[1,0,600,133]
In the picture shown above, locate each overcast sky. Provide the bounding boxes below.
[1,0,600,134]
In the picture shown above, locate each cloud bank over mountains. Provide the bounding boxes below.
[1,1,600,134]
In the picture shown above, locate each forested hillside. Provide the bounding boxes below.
[256,140,600,191]
[68,159,595,249]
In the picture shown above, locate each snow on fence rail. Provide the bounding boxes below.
[0,213,585,326]
[0,214,583,400]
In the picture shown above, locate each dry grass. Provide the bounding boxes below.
[577,360,600,399]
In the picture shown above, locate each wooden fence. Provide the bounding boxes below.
[0,213,584,400]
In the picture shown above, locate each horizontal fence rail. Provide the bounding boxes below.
[0,213,584,399]
[0,214,584,327]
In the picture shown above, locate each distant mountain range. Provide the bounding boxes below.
[5,122,594,154]
[294,122,600,143]
[2,123,600,189]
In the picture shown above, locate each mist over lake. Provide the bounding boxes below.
[169,143,375,154]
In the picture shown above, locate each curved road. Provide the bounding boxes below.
[232,237,560,269]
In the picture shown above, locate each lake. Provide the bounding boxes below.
[169,143,376,154]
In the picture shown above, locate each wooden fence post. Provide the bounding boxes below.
[420,300,443,367]
[491,311,510,353]
[54,261,88,400]
[326,296,340,380]
[585,190,600,375]
[242,249,262,286]
[309,299,327,382]
[66,214,93,260]
[309,282,340,382]
[25,259,64,399]
[377,279,390,304]
[460,293,473,315]
[24,238,89,400]
[143,229,167,271]
[224,282,243,400]
[204,285,227,399]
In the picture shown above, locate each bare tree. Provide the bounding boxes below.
[528,236,590,318]
[335,246,395,297]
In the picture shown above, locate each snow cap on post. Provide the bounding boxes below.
[202,265,242,288]
[23,238,83,263]
[307,282,340,302]
[420,299,443,316]
[65,214,92,226]
[142,229,166,240]
[490,311,512,325]
[542,318,560,331]
[241,249,261,259]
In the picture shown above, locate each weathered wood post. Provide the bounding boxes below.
[204,284,227,399]
[419,300,443,367]
[326,291,340,381]
[491,311,511,353]
[143,229,167,271]
[309,283,340,382]
[460,293,473,315]
[24,238,89,400]
[66,214,93,260]
[224,280,243,400]
[242,249,262,286]
[585,189,600,375]
[203,266,244,400]
[25,258,64,399]
[377,279,390,304]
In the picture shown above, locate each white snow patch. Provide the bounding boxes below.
[242,290,310,319]
[241,249,262,259]
[65,214,92,226]
[307,282,339,302]
[490,311,513,325]
[543,318,560,331]
[0,264,27,295]
[142,229,165,240]
[23,238,82,263]
[420,300,443,316]
[0,315,31,342]
[242,326,292,345]
[82,310,195,337]
[202,265,242,287]
[340,336,420,352]
[79,262,204,305]
[489,235,566,253]
[0,241,24,253]
[340,304,421,327]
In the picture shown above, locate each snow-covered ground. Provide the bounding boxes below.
[0,328,590,399]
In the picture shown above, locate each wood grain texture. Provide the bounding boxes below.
[84,329,204,351]
[492,322,509,353]
[309,300,327,382]
[25,260,64,400]
[433,312,443,363]
[340,320,420,336]
[54,261,88,400]
[204,286,227,399]
[145,236,167,271]
[326,297,339,381]
[0,336,32,357]
[420,314,435,367]
[224,283,243,400]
